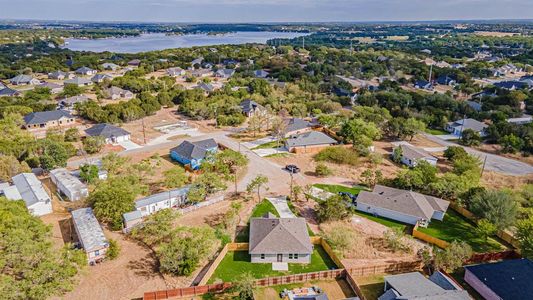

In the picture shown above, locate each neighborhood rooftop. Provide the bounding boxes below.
[357,185,449,220]
[170,138,218,161]
[23,110,72,125]
[381,272,469,300]
[71,207,108,253]
[249,214,312,255]
[285,131,337,148]
[135,186,191,209]
[399,144,436,161]
[85,123,130,139]
[12,173,51,207]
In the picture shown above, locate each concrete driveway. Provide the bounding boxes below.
[424,134,533,176]
[267,196,296,218]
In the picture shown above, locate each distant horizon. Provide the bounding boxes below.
[1,0,532,24]
[2,17,533,25]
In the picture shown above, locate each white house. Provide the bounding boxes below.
[11,173,52,216]
[50,168,88,201]
[356,185,450,227]
[84,123,131,144]
[395,144,438,167]
[134,186,190,217]
[445,118,488,137]
[75,66,97,76]
[249,213,313,264]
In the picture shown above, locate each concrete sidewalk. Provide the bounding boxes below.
[267,196,296,218]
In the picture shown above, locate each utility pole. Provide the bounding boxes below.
[481,155,488,177]
[302,36,305,49]
[350,40,353,55]
[428,63,433,83]
[142,118,147,145]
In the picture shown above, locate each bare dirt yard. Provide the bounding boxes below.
[320,219,424,269]
[121,107,191,144]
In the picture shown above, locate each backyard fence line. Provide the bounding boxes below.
[143,283,232,300]
[465,250,521,264]
[254,269,345,287]
[346,261,422,277]
[178,194,225,214]
[412,222,450,249]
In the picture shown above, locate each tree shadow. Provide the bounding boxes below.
[127,252,162,279]
[58,217,77,244]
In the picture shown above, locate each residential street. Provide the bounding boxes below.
[424,134,533,176]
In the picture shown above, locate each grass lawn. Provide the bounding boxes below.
[208,245,338,283]
[356,274,385,300]
[313,184,366,195]
[353,210,408,231]
[252,140,282,150]
[235,199,279,242]
[265,153,292,158]
[417,210,506,252]
[425,128,449,135]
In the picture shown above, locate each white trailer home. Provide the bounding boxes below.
[50,168,89,201]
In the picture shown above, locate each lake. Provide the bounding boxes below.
[62,32,308,53]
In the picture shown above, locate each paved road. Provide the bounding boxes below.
[424,134,533,176]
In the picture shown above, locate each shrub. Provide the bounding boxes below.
[314,147,359,166]
[107,239,120,260]
[316,195,349,223]
[315,163,332,177]
[383,227,411,253]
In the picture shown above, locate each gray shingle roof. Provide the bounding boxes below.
[249,214,312,255]
[216,68,235,77]
[48,70,68,78]
[239,99,263,114]
[71,207,108,252]
[85,123,130,139]
[357,185,449,220]
[91,74,112,82]
[428,271,463,291]
[59,94,88,106]
[23,110,73,125]
[64,77,92,85]
[0,87,20,97]
[447,118,488,133]
[10,74,34,84]
[75,66,95,74]
[285,118,314,133]
[286,131,337,148]
[170,138,218,161]
[12,173,51,207]
[399,144,437,161]
[196,82,215,93]
[383,272,469,300]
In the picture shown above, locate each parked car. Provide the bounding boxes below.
[285,164,301,173]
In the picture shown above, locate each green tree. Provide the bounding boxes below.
[361,169,383,187]
[80,164,99,183]
[460,129,482,146]
[433,241,472,272]
[89,176,145,230]
[475,219,497,241]
[383,227,410,253]
[246,175,269,201]
[316,195,349,223]
[399,118,426,141]
[0,113,35,160]
[468,190,518,230]
[64,128,80,142]
[315,163,332,177]
[61,84,84,97]
[131,209,177,247]
[107,239,120,260]
[82,136,105,154]
[340,118,381,155]
[452,154,481,175]
[392,146,403,163]
[443,146,468,161]
[101,153,130,176]
[516,216,533,259]
[500,134,524,153]
[232,272,255,300]
[0,197,86,300]
[38,139,70,170]
[163,167,189,188]
[0,155,30,181]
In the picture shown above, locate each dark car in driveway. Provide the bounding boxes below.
[339,191,357,203]
[285,164,301,174]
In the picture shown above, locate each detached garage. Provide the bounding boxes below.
[85,123,131,144]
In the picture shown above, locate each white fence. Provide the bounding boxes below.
[178,195,225,214]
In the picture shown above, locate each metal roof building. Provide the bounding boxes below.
[50,168,88,201]
[11,173,52,216]
[71,207,109,264]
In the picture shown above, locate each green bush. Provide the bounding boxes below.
[315,163,332,177]
[314,147,359,166]
[107,239,120,260]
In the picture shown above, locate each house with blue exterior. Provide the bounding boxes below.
[170,138,218,170]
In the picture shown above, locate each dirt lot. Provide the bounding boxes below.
[321,219,424,269]
[476,143,533,166]
[254,279,357,300]
[120,107,190,144]
[474,31,520,37]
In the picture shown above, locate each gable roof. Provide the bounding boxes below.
[91,74,112,82]
[0,87,20,97]
[447,118,488,132]
[48,70,69,78]
[286,131,337,148]
[105,86,131,97]
[23,110,73,125]
[383,272,469,300]
[75,66,95,73]
[85,123,130,139]
[254,70,269,78]
[64,77,92,85]
[239,99,263,114]
[285,118,314,133]
[216,68,235,77]
[464,259,533,299]
[10,74,35,84]
[357,185,449,220]
[170,138,218,161]
[494,80,529,90]
[12,173,51,207]
[71,207,108,252]
[399,144,437,161]
[196,82,215,93]
[249,214,312,255]
[59,94,88,106]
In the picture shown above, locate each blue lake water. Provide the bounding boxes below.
[62,32,308,53]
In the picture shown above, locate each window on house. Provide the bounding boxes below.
[260,254,265,259]
[289,254,293,259]
[294,254,298,259]
[95,250,99,256]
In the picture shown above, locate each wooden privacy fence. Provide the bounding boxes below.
[143,283,232,300]
[255,269,345,287]
[346,261,422,277]
[465,250,521,264]
[412,224,450,249]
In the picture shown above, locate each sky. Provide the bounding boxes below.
[1,0,533,23]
